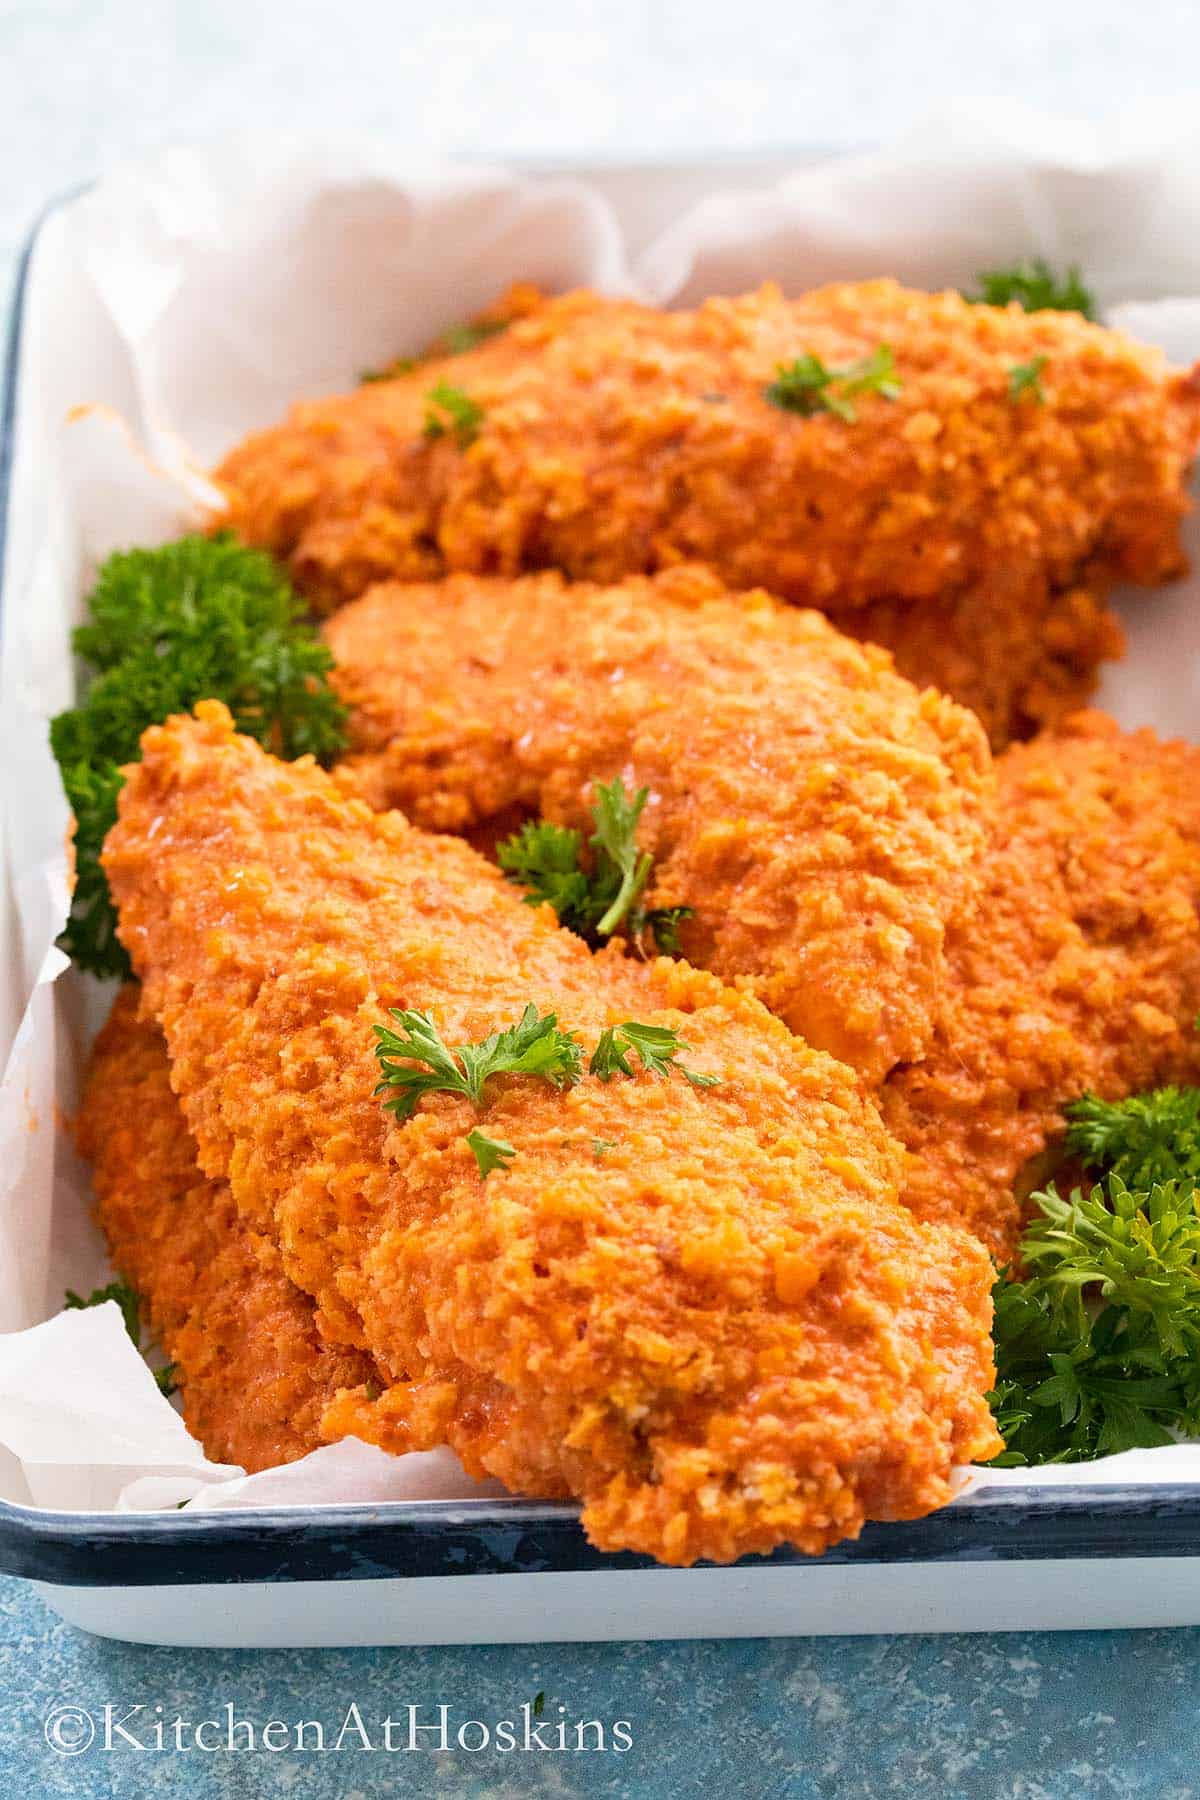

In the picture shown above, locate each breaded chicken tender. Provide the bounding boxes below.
[214,281,1200,743]
[76,988,381,1472]
[882,712,1200,1260]
[102,702,999,1564]
[326,565,993,1082]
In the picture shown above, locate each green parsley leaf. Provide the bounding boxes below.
[1008,357,1048,404]
[423,381,484,448]
[50,533,348,979]
[65,1280,177,1395]
[765,352,833,417]
[65,1279,141,1345]
[765,344,901,423]
[984,1078,1200,1465]
[441,319,507,355]
[589,778,654,937]
[53,760,129,979]
[589,1021,719,1089]
[1067,1088,1200,1194]
[466,1128,517,1179]
[970,259,1097,320]
[496,820,596,937]
[641,906,694,956]
[155,1362,180,1398]
[834,345,903,410]
[360,315,507,382]
[359,358,416,383]
[373,1004,583,1121]
[496,781,689,954]
[592,1138,616,1160]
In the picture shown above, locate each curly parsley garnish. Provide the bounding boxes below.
[497,820,594,937]
[589,1022,719,1089]
[497,779,692,954]
[50,533,348,979]
[1008,357,1048,404]
[1066,1088,1200,1194]
[970,259,1097,320]
[65,1280,177,1395]
[764,345,901,422]
[423,381,484,448]
[986,1081,1200,1465]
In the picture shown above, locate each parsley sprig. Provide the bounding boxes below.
[589,779,654,937]
[986,1082,1200,1465]
[360,357,416,383]
[360,314,509,384]
[51,534,348,979]
[764,345,901,422]
[969,258,1097,320]
[374,1004,583,1123]
[1066,1088,1200,1194]
[423,381,484,447]
[65,1280,178,1395]
[497,779,692,954]
[372,1007,717,1175]
[439,318,507,356]
[1008,357,1048,404]
[589,1022,719,1089]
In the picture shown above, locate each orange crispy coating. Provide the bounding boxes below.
[882,712,1200,1260]
[846,578,1127,747]
[102,702,999,1564]
[420,281,547,359]
[326,564,993,1083]
[213,280,1200,743]
[75,988,381,1472]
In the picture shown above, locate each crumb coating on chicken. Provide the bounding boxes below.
[214,280,1200,743]
[326,564,993,1083]
[101,702,999,1563]
[76,987,381,1471]
[882,711,1200,1259]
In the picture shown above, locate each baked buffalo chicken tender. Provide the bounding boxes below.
[326,565,993,1083]
[102,702,1000,1564]
[214,281,1200,743]
[883,712,1200,1259]
[76,987,382,1471]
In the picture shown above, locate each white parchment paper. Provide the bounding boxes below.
[4,110,1200,1516]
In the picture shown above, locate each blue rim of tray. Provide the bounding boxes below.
[4,179,1200,1590]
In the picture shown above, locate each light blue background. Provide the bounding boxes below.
[9,1597,1200,1798]
[5,2,1200,1793]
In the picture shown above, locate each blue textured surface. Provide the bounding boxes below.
[4,1577,1200,1796]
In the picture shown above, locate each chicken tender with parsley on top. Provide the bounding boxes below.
[214,280,1200,743]
[326,564,993,1083]
[102,702,1000,1565]
[882,712,1200,1260]
[77,987,382,1472]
